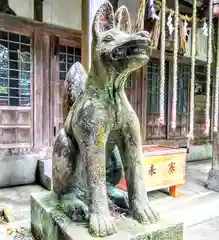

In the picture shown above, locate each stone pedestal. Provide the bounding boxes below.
[207,168,219,192]
[0,155,38,188]
[31,192,183,240]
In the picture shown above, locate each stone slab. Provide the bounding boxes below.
[184,217,219,240]
[188,144,212,162]
[37,159,52,191]
[0,155,38,188]
[31,192,183,240]
[0,185,47,223]
[0,219,33,239]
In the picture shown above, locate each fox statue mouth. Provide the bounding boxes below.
[111,39,151,60]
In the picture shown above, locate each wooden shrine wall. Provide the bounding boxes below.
[136,55,211,147]
[0,13,81,154]
[0,23,33,154]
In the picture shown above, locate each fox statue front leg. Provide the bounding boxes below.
[73,102,117,237]
[121,110,160,224]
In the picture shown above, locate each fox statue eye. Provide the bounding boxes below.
[103,35,114,42]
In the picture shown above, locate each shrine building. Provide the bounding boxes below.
[0,0,216,163]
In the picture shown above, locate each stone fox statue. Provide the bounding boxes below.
[52,1,159,237]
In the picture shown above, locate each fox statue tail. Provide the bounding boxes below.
[62,62,88,122]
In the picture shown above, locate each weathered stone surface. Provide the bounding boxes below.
[31,192,183,240]
[0,220,33,239]
[0,155,38,188]
[188,144,212,162]
[206,168,219,192]
[0,185,47,223]
[51,2,159,237]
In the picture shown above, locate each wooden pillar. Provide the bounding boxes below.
[42,34,50,146]
[81,0,105,71]
[50,36,60,145]
[33,29,44,149]
[109,0,118,11]
[212,19,219,169]
[34,0,43,21]
[32,29,51,149]
[81,0,89,71]
[207,18,219,191]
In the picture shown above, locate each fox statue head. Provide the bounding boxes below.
[89,1,151,88]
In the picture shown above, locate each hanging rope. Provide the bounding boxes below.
[213,18,219,132]
[188,0,197,140]
[204,0,213,136]
[171,0,179,130]
[159,0,166,125]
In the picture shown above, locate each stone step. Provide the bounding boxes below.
[36,159,219,229]
[0,219,31,239]
[154,191,219,227]
[184,217,219,240]
[0,185,48,224]
[31,192,183,240]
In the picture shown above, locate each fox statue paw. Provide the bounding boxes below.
[132,198,160,224]
[89,213,117,237]
[60,193,89,222]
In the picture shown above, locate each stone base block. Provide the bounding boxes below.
[31,192,183,240]
[207,168,219,192]
[0,155,38,188]
[37,159,52,191]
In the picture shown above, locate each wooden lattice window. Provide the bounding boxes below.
[0,31,31,106]
[194,65,211,123]
[176,64,190,114]
[147,60,160,113]
[147,60,168,113]
[59,45,81,80]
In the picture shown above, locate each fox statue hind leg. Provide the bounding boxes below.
[52,62,90,220]
[52,128,89,221]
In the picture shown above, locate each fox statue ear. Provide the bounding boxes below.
[115,6,131,33]
[92,1,114,39]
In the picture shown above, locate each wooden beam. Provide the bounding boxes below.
[0,13,81,44]
[34,0,43,22]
